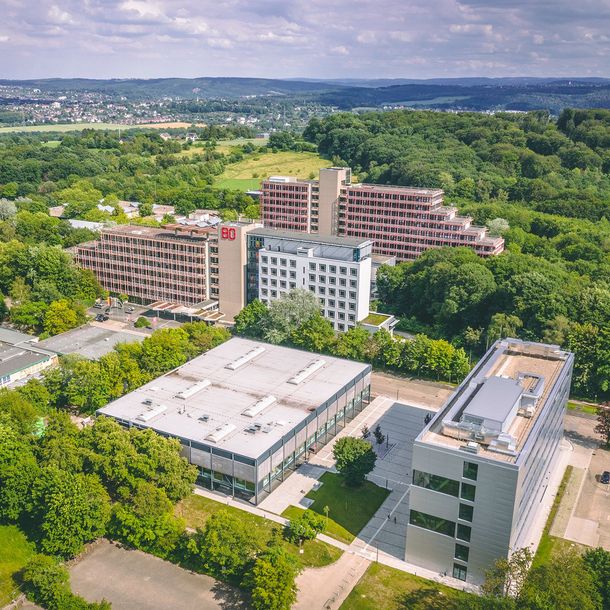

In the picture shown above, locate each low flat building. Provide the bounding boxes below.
[405,338,573,584]
[0,343,57,387]
[98,337,371,504]
[38,324,147,360]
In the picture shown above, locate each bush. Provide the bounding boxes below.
[285,509,326,544]
[21,554,110,610]
[134,316,151,328]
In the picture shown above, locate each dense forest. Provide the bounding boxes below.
[0,126,257,218]
[305,109,610,400]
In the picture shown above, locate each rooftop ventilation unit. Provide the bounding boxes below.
[288,359,326,385]
[136,404,167,422]
[176,379,211,400]
[225,346,265,371]
[142,398,154,406]
[243,395,276,418]
[205,423,236,443]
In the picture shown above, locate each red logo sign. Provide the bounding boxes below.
[221,227,237,240]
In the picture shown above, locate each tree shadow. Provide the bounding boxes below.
[211,580,248,609]
[399,587,457,609]
[564,428,599,449]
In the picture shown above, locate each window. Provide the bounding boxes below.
[349,280,357,288]
[328,299,335,308]
[453,564,467,581]
[463,462,478,481]
[280,281,286,289]
[340,266,347,275]
[455,544,469,562]
[329,276,336,285]
[319,264,326,272]
[339,278,347,287]
[261,256,268,263]
[459,503,474,522]
[309,274,316,282]
[319,287,326,295]
[457,524,471,542]
[413,470,459,497]
[350,268,357,276]
[309,285,315,292]
[329,265,336,273]
[318,275,326,283]
[309,263,316,271]
[290,260,296,268]
[271,257,277,265]
[329,288,336,296]
[461,483,476,502]
[409,510,455,537]
[289,282,296,289]
[280,258,287,266]
[280,269,287,277]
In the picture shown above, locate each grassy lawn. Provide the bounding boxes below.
[283,472,390,544]
[362,312,391,326]
[531,465,590,567]
[567,401,598,415]
[175,493,341,568]
[340,562,476,610]
[215,150,329,191]
[0,525,35,606]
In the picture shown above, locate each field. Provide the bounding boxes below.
[0,121,202,134]
[340,563,475,610]
[0,525,35,606]
[215,150,329,191]
[282,472,390,544]
[175,493,342,568]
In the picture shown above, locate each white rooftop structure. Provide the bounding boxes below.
[98,337,370,460]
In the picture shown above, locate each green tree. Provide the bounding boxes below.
[0,389,38,435]
[263,289,320,344]
[245,541,300,610]
[285,509,326,544]
[138,328,194,375]
[332,436,376,486]
[0,422,39,521]
[234,299,268,338]
[30,466,111,558]
[483,547,532,599]
[290,312,336,352]
[189,510,258,579]
[583,547,610,610]
[42,299,85,336]
[109,481,185,558]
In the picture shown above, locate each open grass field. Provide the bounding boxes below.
[567,401,598,415]
[282,472,390,544]
[0,121,202,134]
[215,150,329,191]
[0,525,35,606]
[175,493,342,569]
[340,562,475,610]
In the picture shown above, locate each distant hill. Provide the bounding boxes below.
[1,76,609,112]
[0,77,345,99]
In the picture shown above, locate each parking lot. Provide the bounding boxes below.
[70,540,245,610]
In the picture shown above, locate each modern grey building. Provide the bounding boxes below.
[97,337,371,504]
[405,338,574,584]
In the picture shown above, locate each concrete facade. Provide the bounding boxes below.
[404,339,574,584]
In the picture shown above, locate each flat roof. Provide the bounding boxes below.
[38,324,147,360]
[0,344,54,378]
[98,337,370,460]
[249,228,372,249]
[462,376,522,424]
[0,327,38,347]
[420,339,572,463]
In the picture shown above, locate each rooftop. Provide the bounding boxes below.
[419,339,573,464]
[0,343,55,379]
[0,327,38,347]
[249,227,373,249]
[98,337,370,460]
[38,324,147,360]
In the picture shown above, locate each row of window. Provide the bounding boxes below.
[408,510,472,542]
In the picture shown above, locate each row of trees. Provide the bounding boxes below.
[234,290,470,383]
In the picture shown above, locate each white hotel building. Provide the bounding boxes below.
[247,229,373,332]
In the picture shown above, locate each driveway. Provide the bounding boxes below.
[70,540,245,610]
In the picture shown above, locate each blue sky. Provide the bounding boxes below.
[0,0,609,79]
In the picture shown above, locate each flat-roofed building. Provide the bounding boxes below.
[405,338,573,584]
[261,168,504,261]
[0,343,58,387]
[97,337,371,504]
[246,228,373,331]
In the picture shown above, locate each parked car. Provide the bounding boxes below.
[93,302,103,309]
[95,314,109,322]
[601,471,610,484]
[126,306,135,313]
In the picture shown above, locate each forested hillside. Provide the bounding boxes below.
[305,109,610,400]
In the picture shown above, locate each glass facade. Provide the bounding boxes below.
[412,470,460,497]
[458,503,474,522]
[462,461,478,481]
[460,482,476,502]
[455,544,469,562]
[457,523,472,542]
[409,510,456,538]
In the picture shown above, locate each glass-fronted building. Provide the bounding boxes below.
[97,337,371,504]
